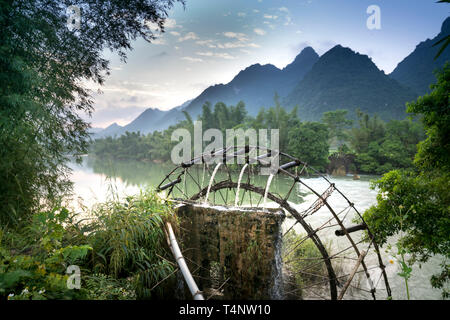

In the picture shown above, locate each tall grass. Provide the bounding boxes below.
[85,190,178,298]
[0,189,178,300]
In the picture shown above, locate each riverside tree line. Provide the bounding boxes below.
[91,98,425,175]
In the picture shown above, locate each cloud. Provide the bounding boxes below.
[223,32,248,42]
[263,14,278,20]
[164,18,178,29]
[237,12,246,17]
[178,32,199,42]
[196,51,235,60]
[90,105,148,128]
[170,31,181,36]
[196,40,217,48]
[152,37,166,45]
[217,41,260,49]
[197,32,259,50]
[181,56,203,63]
[279,7,289,13]
[253,28,266,35]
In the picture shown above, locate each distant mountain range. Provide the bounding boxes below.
[93,100,192,138]
[93,17,450,138]
[283,45,417,120]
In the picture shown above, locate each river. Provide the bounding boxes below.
[68,156,444,300]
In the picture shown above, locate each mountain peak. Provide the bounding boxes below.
[285,47,319,69]
[242,63,279,72]
[106,122,121,129]
[326,44,355,55]
[282,46,319,78]
[231,63,280,84]
[318,45,380,73]
[295,46,318,59]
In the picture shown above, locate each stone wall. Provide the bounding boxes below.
[175,204,285,300]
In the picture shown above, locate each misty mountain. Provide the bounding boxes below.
[182,47,320,118]
[94,122,123,138]
[93,100,192,139]
[284,45,417,121]
[390,17,450,96]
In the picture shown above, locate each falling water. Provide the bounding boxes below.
[263,174,274,210]
[204,163,222,205]
[270,222,284,300]
[200,163,206,190]
[234,163,249,207]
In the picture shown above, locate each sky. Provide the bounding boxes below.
[85,0,450,128]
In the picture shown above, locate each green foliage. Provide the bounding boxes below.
[0,190,177,300]
[0,208,91,300]
[349,110,424,174]
[287,122,330,170]
[321,109,353,144]
[0,0,182,226]
[363,65,450,298]
[364,171,449,259]
[84,273,136,300]
[407,63,450,172]
[85,190,176,298]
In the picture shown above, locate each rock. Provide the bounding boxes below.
[353,174,360,180]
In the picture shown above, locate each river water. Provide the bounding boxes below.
[68,156,444,300]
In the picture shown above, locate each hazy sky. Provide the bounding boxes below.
[86,0,449,128]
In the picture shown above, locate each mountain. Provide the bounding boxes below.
[94,100,192,138]
[94,122,123,138]
[390,17,450,96]
[284,45,417,121]
[182,47,320,118]
[122,108,166,134]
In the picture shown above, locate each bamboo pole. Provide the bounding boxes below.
[166,222,204,300]
[338,250,367,300]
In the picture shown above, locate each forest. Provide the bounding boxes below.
[90,98,425,175]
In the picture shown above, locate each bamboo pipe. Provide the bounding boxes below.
[165,222,204,300]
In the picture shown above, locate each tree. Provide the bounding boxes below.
[0,0,183,225]
[363,64,450,298]
[287,122,329,170]
[407,63,450,172]
[321,109,353,145]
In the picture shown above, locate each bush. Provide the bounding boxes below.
[0,190,177,300]
[86,190,177,298]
